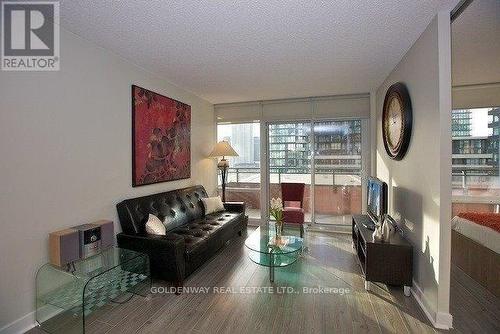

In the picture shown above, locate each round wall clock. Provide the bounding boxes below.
[382,82,413,160]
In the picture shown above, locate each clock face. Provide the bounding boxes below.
[385,96,404,151]
[382,83,412,160]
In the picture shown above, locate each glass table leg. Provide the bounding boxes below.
[269,252,274,282]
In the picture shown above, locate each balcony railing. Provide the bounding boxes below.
[219,166,362,186]
[218,167,363,223]
[452,171,500,192]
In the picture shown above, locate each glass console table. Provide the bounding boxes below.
[36,247,151,334]
[245,223,303,282]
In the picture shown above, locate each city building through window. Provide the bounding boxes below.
[217,122,261,219]
[451,107,500,214]
[217,119,367,225]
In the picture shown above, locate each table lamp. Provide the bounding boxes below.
[208,141,239,202]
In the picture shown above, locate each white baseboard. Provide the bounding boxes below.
[411,280,453,330]
[0,312,35,334]
[436,311,454,330]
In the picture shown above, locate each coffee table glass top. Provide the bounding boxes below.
[36,247,151,334]
[245,223,303,267]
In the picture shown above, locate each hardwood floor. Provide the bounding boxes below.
[449,265,500,334]
[28,229,499,334]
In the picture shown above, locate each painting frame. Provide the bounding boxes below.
[131,85,191,187]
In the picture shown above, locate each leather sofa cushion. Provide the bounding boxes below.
[168,211,243,261]
[117,186,209,235]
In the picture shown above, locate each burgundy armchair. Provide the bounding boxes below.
[281,182,306,237]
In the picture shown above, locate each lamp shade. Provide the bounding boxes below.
[208,141,239,158]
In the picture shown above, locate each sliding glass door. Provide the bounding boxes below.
[266,119,366,226]
[313,120,363,225]
[217,122,261,220]
[268,122,312,221]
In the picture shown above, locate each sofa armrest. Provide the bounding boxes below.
[117,232,186,282]
[224,201,246,214]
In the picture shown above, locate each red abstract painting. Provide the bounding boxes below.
[132,85,191,186]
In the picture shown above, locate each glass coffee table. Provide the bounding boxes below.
[245,223,303,282]
[36,247,151,334]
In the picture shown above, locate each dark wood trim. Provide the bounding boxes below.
[451,0,474,23]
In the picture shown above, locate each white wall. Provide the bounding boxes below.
[375,12,452,328]
[0,29,215,332]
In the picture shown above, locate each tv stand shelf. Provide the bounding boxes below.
[352,215,413,296]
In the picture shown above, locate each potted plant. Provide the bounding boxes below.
[270,197,284,237]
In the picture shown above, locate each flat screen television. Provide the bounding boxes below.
[367,177,388,225]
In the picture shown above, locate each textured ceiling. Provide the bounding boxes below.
[452,0,500,86]
[59,0,459,103]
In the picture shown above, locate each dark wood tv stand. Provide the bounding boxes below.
[352,215,413,296]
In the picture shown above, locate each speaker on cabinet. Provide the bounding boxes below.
[49,229,80,267]
[48,220,115,267]
[93,220,114,249]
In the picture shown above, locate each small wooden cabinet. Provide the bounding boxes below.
[352,215,413,296]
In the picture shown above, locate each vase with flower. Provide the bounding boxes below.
[270,197,284,238]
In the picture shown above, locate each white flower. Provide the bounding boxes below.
[270,197,283,211]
